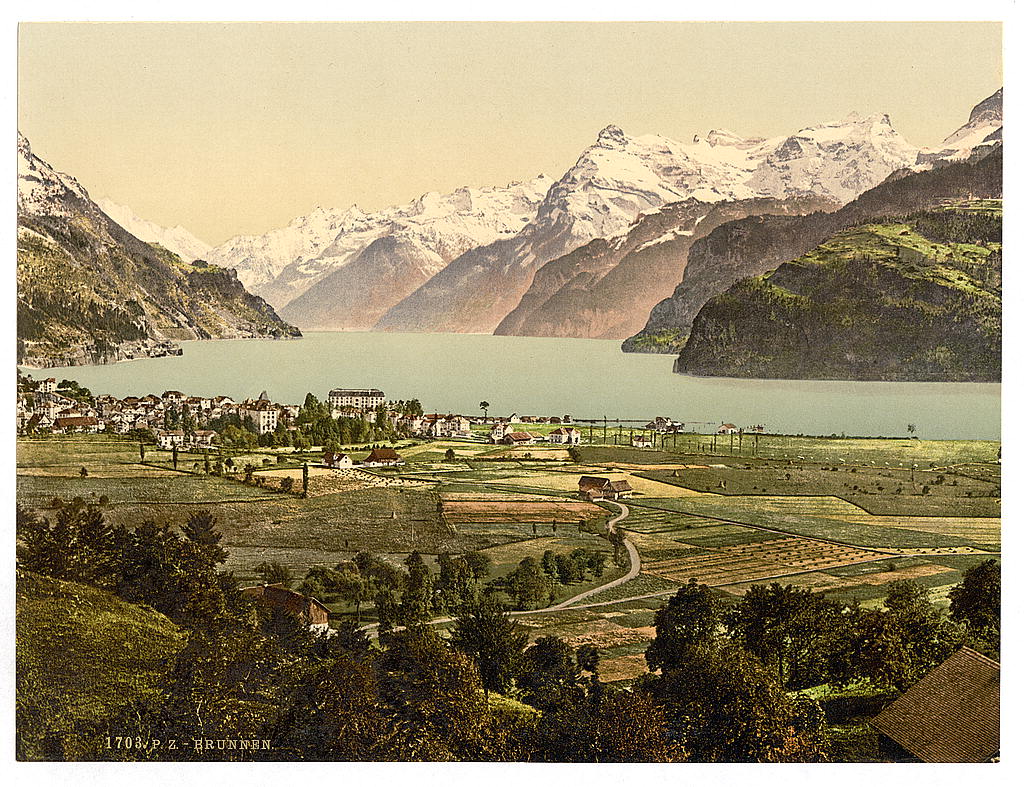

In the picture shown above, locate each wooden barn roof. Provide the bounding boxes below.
[871,647,999,762]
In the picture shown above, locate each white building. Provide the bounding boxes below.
[328,388,385,411]
[157,430,186,449]
[240,404,279,434]
[549,427,582,445]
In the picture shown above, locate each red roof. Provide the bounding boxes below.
[871,647,999,762]
[240,583,329,626]
[366,447,401,461]
[55,416,99,428]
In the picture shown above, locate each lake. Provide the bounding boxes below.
[30,332,1000,440]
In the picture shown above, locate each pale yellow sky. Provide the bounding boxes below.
[18,22,1002,246]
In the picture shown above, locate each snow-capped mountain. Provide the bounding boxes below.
[207,176,552,314]
[96,198,212,263]
[374,116,919,335]
[746,113,919,201]
[915,88,1002,169]
[18,132,92,218]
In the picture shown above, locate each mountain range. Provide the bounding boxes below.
[206,111,924,336]
[624,90,1003,356]
[17,134,299,368]
[23,87,1001,379]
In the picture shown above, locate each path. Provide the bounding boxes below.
[545,501,639,610]
[359,501,640,633]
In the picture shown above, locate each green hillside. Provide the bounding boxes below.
[16,570,184,760]
[675,200,1001,381]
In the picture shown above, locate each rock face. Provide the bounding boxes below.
[494,195,837,340]
[17,133,300,368]
[376,117,918,335]
[206,176,552,320]
[674,201,1001,381]
[624,144,1003,354]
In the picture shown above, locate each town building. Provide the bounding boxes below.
[156,429,186,449]
[548,427,582,445]
[328,388,385,411]
[239,403,279,434]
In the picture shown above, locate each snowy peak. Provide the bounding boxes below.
[18,132,93,217]
[747,113,918,203]
[705,129,767,149]
[97,198,211,263]
[208,173,553,306]
[536,111,918,245]
[916,88,1003,168]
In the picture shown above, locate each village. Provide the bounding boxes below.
[16,373,764,460]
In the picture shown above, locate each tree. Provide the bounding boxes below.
[855,579,962,691]
[444,447,456,461]
[948,559,1000,652]
[255,561,293,586]
[399,551,432,624]
[479,401,490,421]
[376,628,488,759]
[450,600,528,704]
[505,556,553,609]
[568,446,583,464]
[654,645,828,762]
[463,550,492,581]
[725,583,858,689]
[280,476,295,493]
[435,553,475,612]
[645,580,722,673]
[518,636,583,711]
[79,466,88,478]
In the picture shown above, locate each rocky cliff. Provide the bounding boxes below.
[17,133,300,368]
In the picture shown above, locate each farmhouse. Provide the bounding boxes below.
[503,431,536,446]
[323,451,353,469]
[871,647,999,762]
[717,423,739,434]
[548,427,581,445]
[631,435,654,448]
[240,583,330,633]
[363,447,404,466]
[578,476,633,501]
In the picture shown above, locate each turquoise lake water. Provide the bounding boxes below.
[30,332,1000,440]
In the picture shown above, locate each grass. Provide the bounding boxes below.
[16,570,185,761]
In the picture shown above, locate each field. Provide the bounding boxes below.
[16,431,1000,682]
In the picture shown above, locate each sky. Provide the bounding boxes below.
[18,21,1003,246]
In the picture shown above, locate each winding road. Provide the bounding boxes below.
[544,501,639,610]
[360,500,641,632]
